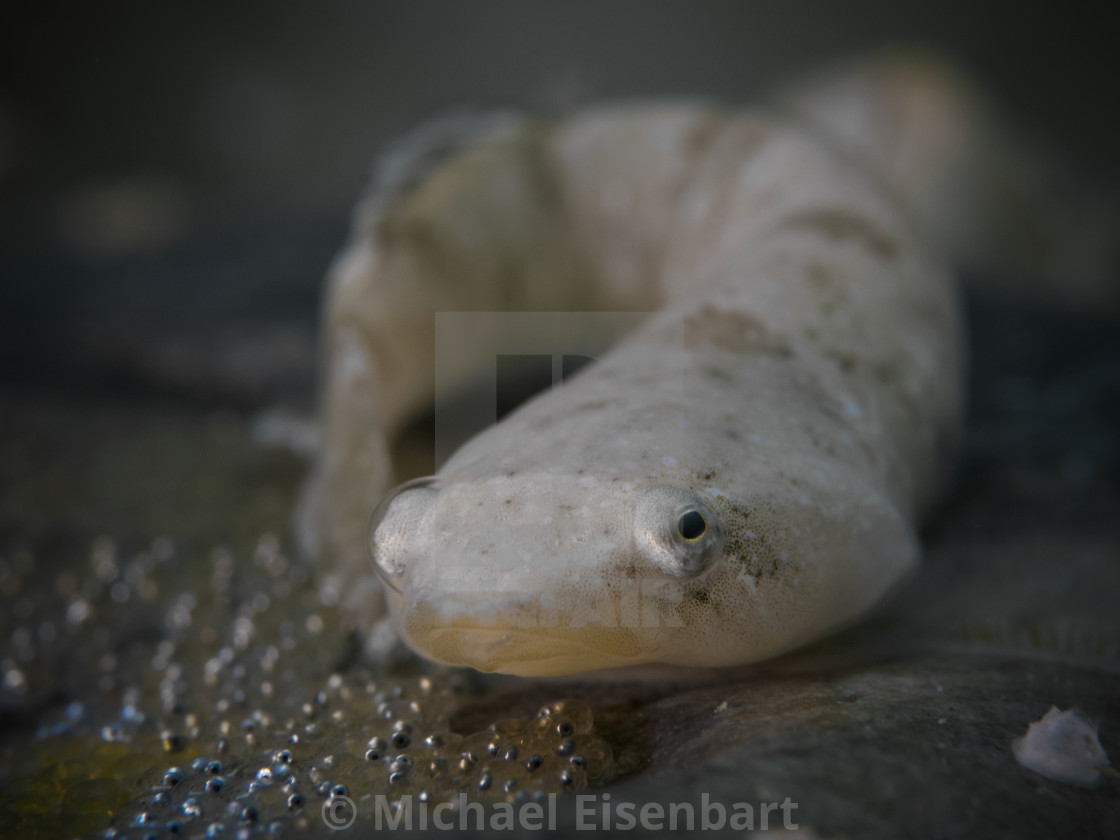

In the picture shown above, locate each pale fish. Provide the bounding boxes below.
[297,51,1113,676]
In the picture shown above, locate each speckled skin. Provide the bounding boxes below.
[301,60,967,676]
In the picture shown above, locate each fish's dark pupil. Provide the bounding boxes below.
[678,510,707,540]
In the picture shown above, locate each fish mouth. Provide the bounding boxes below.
[403,607,651,677]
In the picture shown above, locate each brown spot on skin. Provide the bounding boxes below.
[571,399,615,413]
[805,261,850,315]
[680,115,771,180]
[872,359,904,385]
[780,207,900,259]
[703,365,735,383]
[681,304,792,356]
[674,117,772,250]
[716,499,789,581]
[685,589,712,606]
[824,348,858,374]
[683,114,727,158]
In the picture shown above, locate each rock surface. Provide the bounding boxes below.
[1,287,1118,838]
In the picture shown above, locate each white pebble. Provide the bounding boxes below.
[1012,706,1110,788]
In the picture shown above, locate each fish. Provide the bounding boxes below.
[297,50,1114,677]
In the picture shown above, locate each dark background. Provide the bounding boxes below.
[0,1,1117,553]
[2,1,1118,405]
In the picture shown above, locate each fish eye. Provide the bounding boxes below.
[632,488,723,578]
[677,509,707,541]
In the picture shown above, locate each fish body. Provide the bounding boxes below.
[300,53,1092,676]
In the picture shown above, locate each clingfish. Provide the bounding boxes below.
[298,52,1114,676]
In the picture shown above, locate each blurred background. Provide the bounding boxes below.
[2,6,1119,835]
[1,0,1118,551]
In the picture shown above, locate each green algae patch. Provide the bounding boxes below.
[0,737,178,838]
[0,528,621,836]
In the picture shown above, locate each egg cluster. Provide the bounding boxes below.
[0,534,618,838]
[108,689,614,838]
